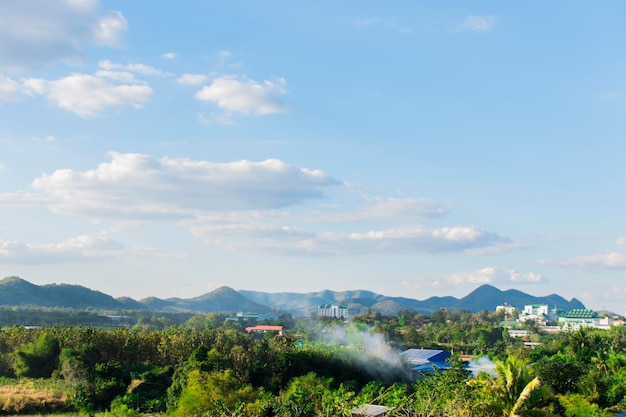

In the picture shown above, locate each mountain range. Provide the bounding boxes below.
[0,276,585,315]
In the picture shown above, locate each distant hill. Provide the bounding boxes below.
[240,284,585,315]
[0,276,585,315]
[0,277,270,313]
[139,286,270,313]
[453,285,585,313]
[0,276,123,310]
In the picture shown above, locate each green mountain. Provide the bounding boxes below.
[0,276,123,309]
[0,276,585,315]
[240,284,585,315]
[139,286,271,313]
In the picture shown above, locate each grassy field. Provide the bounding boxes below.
[0,378,70,415]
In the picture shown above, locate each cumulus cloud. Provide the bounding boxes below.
[177,73,209,86]
[195,75,289,115]
[191,222,512,256]
[92,11,127,46]
[0,75,21,101]
[161,52,176,59]
[0,0,127,72]
[22,73,153,117]
[98,60,173,77]
[296,226,509,256]
[459,15,496,32]
[447,267,544,285]
[539,252,626,269]
[24,152,338,217]
[187,221,315,242]
[616,237,626,245]
[0,153,516,258]
[0,232,185,264]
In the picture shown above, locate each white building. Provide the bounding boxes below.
[496,304,517,316]
[519,304,558,324]
[318,304,349,319]
[558,309,620,331]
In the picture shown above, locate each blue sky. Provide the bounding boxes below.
[1,1,626,313]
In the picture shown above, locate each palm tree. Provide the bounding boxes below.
[509,376,541,417]
[483,355,546,417]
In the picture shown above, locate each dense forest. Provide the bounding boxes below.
[0,309,625,416]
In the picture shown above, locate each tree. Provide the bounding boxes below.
[477,354,549,417]
[173,369,263,417]
[275,372,332,417]
[12,332,60,378]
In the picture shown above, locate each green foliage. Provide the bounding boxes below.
[558,393,610,417]
[107,397,143,417]
[535,353,585,395]
[275,372,332,417]
[173,369,263,417]
[405,357,476,416]
[3,310,626,416]
[12,332,60,378]
[117,366,172,413]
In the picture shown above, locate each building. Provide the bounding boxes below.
[400,348,451,373]
[558,309,619,331]
[518,304,558,325]
[245,325,283,336]
[318,304,349,319]
[496,304,517,316]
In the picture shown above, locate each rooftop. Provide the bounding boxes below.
[563,309,597,319]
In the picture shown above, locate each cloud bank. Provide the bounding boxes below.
[0,0,127,73]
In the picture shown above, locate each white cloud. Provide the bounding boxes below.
[447,267,544,286]
[0,232,185,264]
[177,73,209,86]
[0,163,5,171]
[95,70,139,84]
[193,223,512,256]
[318,197,447,222]
[23,152,338,218]
[459,15,496,32]
[188,221,314,242]
[161,52,177,59]
[22,73,153,117]
[0,153,516,258]
[616,237,626,245]
[92,11,127,46]
[539,252,626,269]
[0,75,21,101]
[0,192,51,207]
[98,60,172,77]
[0,0,127,72]
[195,75,289,115]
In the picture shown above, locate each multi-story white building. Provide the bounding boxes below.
[519,304,558,324]
[558,309,619,331]
[318,304,349,319]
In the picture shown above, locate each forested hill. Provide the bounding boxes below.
[240,284,585,315]
[0,276,269,313]
[0,276,585,314]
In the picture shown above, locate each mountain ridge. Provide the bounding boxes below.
[0,276,586,315]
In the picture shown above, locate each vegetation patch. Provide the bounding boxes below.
[0,378,70,414]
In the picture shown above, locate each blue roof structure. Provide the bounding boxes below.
[401,349,451,373]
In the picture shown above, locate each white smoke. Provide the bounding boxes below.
[315,323,412,382]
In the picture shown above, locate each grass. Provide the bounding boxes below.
[0,377,70,414]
